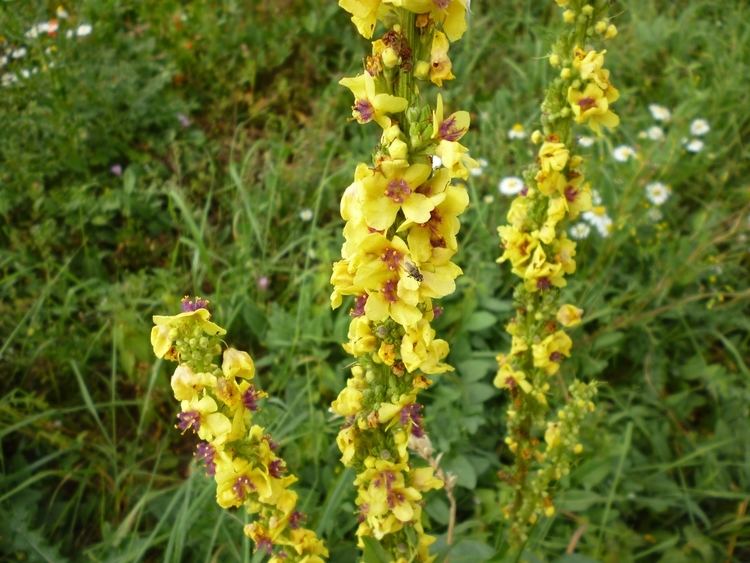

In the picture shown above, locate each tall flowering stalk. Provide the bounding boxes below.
[494,0,619,544]
[331,1,474,559]
[151,297,328,562]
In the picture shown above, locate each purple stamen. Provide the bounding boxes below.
[233,476,253,500]
[176,410,201,433]
[180,296,209,312]
[351,294,368,317]
[289,511,305,529]
[268,459,285,478]
[438,116,465,142]
[354,99,374,123]
[195,442,216,476]
[256,536,273,554]
[550,351,564,362]
[400,403,424,437]
[242,385,262,411]
[385,178,411,203]
[536,277,551,290]
[433,305,444,319]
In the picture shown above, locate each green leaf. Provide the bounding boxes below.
[465,311,497,332]
[445,455,477,489]
[361,537,392,563]
[457,359,495,382]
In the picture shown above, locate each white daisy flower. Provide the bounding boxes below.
[583,210,613,237]
[646,125,665,141]
[569,222,591,240]
[470,158,487,177]
[498,176,525,196]
[685,139,704,153]
[647,208,663,222]
[431,154,443,169]
[577,135,594,147]
[591,189,603,206]
[0,55,7,68]
[690,119,710,136]
[11,48,27,59]
[1,73,18,87]
[76,24,93,37]
[612,145,636,162]
[645,182,671,206]
[508,123,527,140]
[299,208,314,222]
[648,103,672,122]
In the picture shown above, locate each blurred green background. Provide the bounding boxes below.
[1,1,749,561]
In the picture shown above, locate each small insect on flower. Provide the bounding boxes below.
[648,103,671,122]
[645,182,671,206]
[690,118,710,136]
[403,260,424,282]
[498,176,524,196]
[612,145,636,162]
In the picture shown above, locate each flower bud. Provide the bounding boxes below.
[414,60,430,80]
[382,46,399,68]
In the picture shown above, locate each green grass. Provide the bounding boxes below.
[1,0,749,561]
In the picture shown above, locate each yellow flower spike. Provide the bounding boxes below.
[151,303,328,560]
[334,2,472,557]
[494,0,615,543]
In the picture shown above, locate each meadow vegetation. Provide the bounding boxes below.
[1,1,749,561]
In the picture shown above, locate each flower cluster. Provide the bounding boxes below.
[494,0,617,544]
[332,1,473,559]
[151,297,328,562]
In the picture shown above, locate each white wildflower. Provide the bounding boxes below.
[648,103,672,122]
[76,24,93,37]
[645,182,671,206]
[647,208,663,222]
[613,145,636,162]
[569,222,591,240]
[431,154,443,169]
[11,48,27,59]
[646,125,665,141]
[690,118,710,136]
[498,176,524,196]
[299,208,314,222]
[686,139,704,153]
[508,123,527,140]
[591,189,603,206]
[483,194,495,204]
[577,135,594,147]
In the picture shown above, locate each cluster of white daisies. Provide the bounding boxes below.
[1,7,92,87]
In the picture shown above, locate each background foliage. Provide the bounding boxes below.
[1,0,748,561]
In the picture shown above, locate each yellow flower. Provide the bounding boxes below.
[498,226,538,272]
[410,466,443,492]
[337,425,359,466]
[493,360,532,394]
[400,319,452,374]
[556,304,583,327]
[388,0,468,41]
[331,381,364,417]
[343,316,377,356]
[151,308,226,359]
[538,141,569,173]
[432,94,470,142]
[170,364,215,402]
[435,140,476,180]
[340,72,408,128]
[532,330,573,375]
[535,197,567,244]
[339,0,383,39]
[522,246,566,292]
[364,276,422,327]
[361,163,436,230]
[181,395,233,443]
[222,348,255,380]
[567,82,620,134]
[429,31,455,87]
